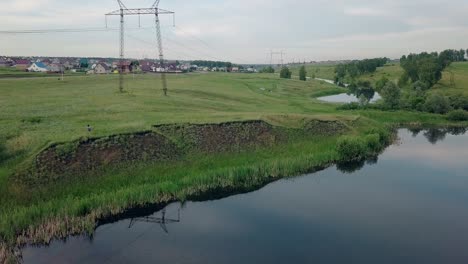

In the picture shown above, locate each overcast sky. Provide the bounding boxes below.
[1,0,467,63]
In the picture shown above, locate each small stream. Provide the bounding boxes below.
[22,128,468,264]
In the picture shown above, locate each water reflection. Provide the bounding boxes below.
[336,155,379,174]
[317,92,381,104]
[128,206,181,234]
[408,127,467,144]
[21,128,468,264]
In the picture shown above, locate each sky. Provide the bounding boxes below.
[1,0,467,64]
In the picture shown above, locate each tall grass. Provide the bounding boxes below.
[0,135,343,245]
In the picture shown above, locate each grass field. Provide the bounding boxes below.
[0,70,465,259]
[0,73,347,162]
[0,67,84,79]
[433,62,468,96]
[289,64,337,80]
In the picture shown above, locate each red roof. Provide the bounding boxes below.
[15,59,30,65]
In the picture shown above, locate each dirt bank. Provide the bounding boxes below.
[25,119,347,183]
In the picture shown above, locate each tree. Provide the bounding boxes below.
[375,76,389,91]
[334,64,346,84]
[460,49,466,61]
[299,66,307,81]
[346,63,359,79]
[412,80,430,93]
[424,93,452,114]
[380,81,401,109]
[260,66,275,73]
[280,67,292,79]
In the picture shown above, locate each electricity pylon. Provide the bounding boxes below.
[269,50,285,67]
[106,0,175,95]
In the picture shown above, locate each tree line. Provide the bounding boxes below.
[339,49,468,121]
[191,60,233,68]
[335,57,388,85]
[399,49,467,88]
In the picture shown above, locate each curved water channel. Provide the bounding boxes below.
[315,78,381,103]
[22,128,468,264]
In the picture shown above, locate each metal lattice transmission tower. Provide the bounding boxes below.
[106,0,175,95]
[269,50,286,67]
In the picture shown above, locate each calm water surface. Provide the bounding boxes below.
[318,92,381,103]
[23,128,468,264]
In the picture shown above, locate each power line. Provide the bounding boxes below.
[126,33,201,60]
[105,0,174,95]
[0,27,158,34]
[173,25,251,64]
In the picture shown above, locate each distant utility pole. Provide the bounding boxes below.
[269,50,286,67]
[106,0,175,95]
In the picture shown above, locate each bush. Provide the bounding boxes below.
[299,66,307,81]
[401,93,426,111]
[412,80,430,93]
[424,93,452,114]
[375,76,389,91]
[336,136,367,161]
[449,94,468,111]
[447,110,468,121]
[365,127,392,146]
[260,66,275,73]
[280,67,292,79]
[380,81,401,109]
[365,134,382,152]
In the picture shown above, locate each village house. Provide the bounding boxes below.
[94,63,110,74]
[40,58,52,66]
[14,59,31,70]
[27,62,48,72]
[140,60,157,72]
[0,58,11,67]
[231,67,239,72]
[112,61,131,73]
[47,63,63,73]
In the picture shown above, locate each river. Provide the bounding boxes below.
[22,128,468,264]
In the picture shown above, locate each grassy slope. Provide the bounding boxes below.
[289,64,337,80]
[0,70,463,251]
[433,62,468,96]
[0,73,346,164]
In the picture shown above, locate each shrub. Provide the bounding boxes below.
[401,93,426,111]
[280,67,292,79]
[380,81,401,109]
[336,136,367,161]
[412,80,430,93]
[365,134,382,152]
[299,66,307,81]
[424,93,452,114]
[375,76,389,91]
[449,94,468,111]
[365,127,392,145]
[447,110,468,121]
[398,73,409,87]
